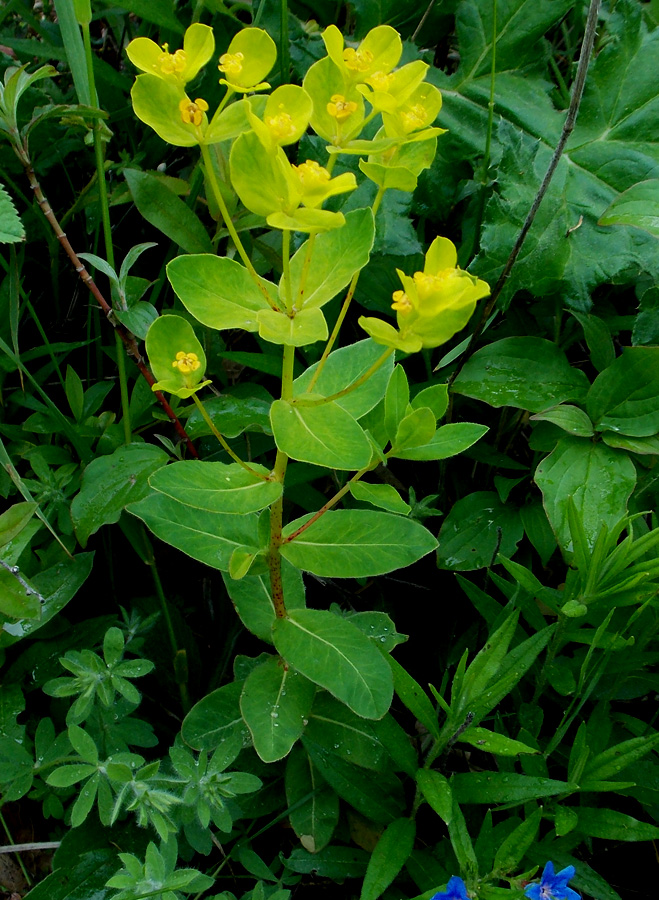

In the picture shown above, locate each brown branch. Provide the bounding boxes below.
[449,0,603,385]
[22,163,199,458]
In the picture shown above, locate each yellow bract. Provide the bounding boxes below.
[126,23,215,86]
[360,237,490,352]
[172,351,201,374]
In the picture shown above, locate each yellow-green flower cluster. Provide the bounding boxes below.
[359,237,490,353]
[126,24,276,147]
[302,24,443,149]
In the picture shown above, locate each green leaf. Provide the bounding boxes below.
[582,733,659,782]
[411,383,449,420]
[149,460,281,515]
[113,0,184,31]
[181,681,245,750]
[453,338,589,412]
[285,845,369,879]
[437,491,523,571]
[303,737,405,823]
[530,405,594,437]
[124,169,213,254]
[452,772,577,804]
[416,770,453,825]
[271,399,372,470]
[257,307,328,346]
[186,390,272,439]
[167,253,274,333]
[287,208,375,310]
[586,347,659,436]
[16,849,117,900]
[71,444,168,547]
[0,501,37,549]
[0,566,40,619]
[389,423,488,461]
[0,182,25,243]
[294,339,394,420]
[285,746,340,853]
[599,178,659,238]
[114,302,159,341]
[281,510,438,577]
[222,563,305,644]
[47,764,98,787]
[390,407,436,454]
[439,2,659,308]
[272,608,393,719]
[458,727,539,757]
[360,818,416,900]
[127,492,259,571]
[386,655,440,740]
[492,808,541,875]
[349,482,410,515]
[1,554,94,649]
[535,437,637,553]
[240,656,316,762]
[576,807,659,842]
[305,692,388,771]
[447,796,478,880]
[383,365,409,444]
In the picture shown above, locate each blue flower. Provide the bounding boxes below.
[524,862,580,900]
[431,875,469,900]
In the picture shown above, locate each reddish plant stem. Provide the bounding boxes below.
[23,163,199,458]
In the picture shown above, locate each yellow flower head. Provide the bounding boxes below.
[400,103,429,132]
[158,45,187,76]
[366,70,393,92]
[179,97,208,127]
[218,51,244,78]
[265,111,297,142]
[172,351,201,374]
[293,159,331,188]
[327,94,358,122]
[343,46,374,72]
[391,290,413,313]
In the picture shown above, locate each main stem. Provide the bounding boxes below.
[268,345,295,618]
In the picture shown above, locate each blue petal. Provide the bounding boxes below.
[446,876,469,900]
[524,886,541,900]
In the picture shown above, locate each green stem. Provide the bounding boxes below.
[191,392,269,479]
[268,346,295,618]
[298,348,393,406]
[82,21,132,444]
[199,143,277,309]
[280,0,290,84]
[281,229,293,313]
[481,0,497,183]
[0,810,31,887]
[295,233,315,309]
[308,185,385,391]
[148,544,191,713]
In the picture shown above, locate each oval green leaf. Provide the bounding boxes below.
[149,460,281,514]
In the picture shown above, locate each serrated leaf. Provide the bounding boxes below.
[0,182,25,243]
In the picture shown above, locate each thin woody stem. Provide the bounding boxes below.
[282,462,375,544]
[21,160,199,458]
[297,348,393,406]
[268,345,295,618]
[449,0,602,385]
[191,393,268,479]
